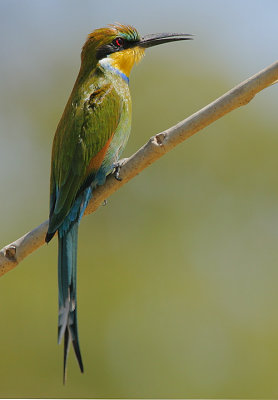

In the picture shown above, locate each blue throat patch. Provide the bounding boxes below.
[116,69,129,84]
[101,61,129,84]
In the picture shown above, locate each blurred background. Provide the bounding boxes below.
[0,0,278,397]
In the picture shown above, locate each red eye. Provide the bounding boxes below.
[114,37,124,47]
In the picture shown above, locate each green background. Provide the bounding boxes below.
[0,0,278,397]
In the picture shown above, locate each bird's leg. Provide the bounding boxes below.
[113,158,128,181]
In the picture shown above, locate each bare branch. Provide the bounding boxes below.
[1,60,277,277]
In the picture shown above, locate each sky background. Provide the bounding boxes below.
[0,0,278,398]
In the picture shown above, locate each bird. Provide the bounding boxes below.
[45,23,193,382]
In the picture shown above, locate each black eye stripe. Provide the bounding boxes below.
[96,37,139,60]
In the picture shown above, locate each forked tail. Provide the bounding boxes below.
[58,222,83,383]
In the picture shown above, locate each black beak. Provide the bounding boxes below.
[138,32,193,48]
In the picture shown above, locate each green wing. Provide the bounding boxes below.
[48,80,122,233]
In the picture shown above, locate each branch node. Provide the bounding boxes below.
[4,245,17,261]
[154,132,166,146]
[240,92,256,106]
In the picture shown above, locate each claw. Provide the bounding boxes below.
[102,199,108,206]
[114,164,122,181]
[113,159,128,181]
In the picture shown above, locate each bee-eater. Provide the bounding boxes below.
[45,23,192,381]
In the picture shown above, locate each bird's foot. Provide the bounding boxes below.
[113,158,128,181]
[102,199,108,206]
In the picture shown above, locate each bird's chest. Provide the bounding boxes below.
[88,74,132,182]
[104,75,132,157]
[104,86,132,169]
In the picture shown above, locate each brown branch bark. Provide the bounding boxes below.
[1,59,277,277]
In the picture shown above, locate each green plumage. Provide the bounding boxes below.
[48,72,128,235]
[45,22,192,382]
[46,25,134,381]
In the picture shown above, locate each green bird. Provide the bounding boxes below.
[45,23,192,381]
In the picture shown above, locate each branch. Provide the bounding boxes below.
[1,60,277,277]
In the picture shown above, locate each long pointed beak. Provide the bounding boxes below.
[138,32,194,48]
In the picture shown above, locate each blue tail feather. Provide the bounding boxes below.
[58,221,83,383]
[47,186,93,382]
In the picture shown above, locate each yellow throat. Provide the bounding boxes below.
[107,46,145,77]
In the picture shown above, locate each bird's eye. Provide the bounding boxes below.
[113,37,124,48]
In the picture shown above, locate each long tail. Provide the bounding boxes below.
[58,221,83,383]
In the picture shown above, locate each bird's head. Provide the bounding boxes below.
[81,23,193,78]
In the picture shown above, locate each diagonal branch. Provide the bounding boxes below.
[1,60,277,277]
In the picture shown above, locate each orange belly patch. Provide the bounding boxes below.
[85,134,114,178]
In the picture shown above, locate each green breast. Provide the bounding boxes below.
[97,64,132,175]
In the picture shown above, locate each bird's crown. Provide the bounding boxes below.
[82,24,141,59]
